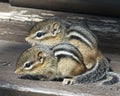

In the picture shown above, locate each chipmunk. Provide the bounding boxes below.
[15,43,87,80]
[25,19,99,70]
[15,43,120,85]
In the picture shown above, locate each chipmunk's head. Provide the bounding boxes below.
[25,19,63,46]
[15,47,57,80]
[15,47,47,75]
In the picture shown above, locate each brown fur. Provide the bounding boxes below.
[15,46,87,81]
[25,19,104,70]
[57,58,87,77]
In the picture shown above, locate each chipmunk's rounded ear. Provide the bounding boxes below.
[37,51,45,63]
[52,22,61,36]
[37,51,43,57]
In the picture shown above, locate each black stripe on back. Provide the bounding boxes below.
[54,48,83,63]
[67,29,93,49]
[82,21,97,41]
[54,48,79,57]
[56,54,80,64]
[70,35,92,49]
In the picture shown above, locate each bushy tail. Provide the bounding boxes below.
[73,58,109,84]
[101,72,120,85]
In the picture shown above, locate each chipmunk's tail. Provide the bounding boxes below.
[101,72,120,85]
[73,58,110,84]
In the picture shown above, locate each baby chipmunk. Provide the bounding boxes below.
[15,43,87,81]
[15,43,120,85]
[25,19,99,70]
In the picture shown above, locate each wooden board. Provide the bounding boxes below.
[0,3,120,52]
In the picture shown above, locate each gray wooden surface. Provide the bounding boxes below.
[0,3,120,51]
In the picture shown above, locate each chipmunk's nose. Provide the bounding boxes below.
[25,37,29,41]
[14,69,20,74]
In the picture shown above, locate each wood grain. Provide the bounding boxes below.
[0,3,120,52]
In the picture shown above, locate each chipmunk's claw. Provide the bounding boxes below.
[62,78,75,85]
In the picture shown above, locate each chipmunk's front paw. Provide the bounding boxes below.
[19,74,47,81]
[62,78,75,85]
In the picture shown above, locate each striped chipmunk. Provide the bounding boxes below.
[25,19,100,70]
[15,43,120,85]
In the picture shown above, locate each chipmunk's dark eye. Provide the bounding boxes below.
[53,28,57,31]
[25,63,31,68]
[36,32,43,37]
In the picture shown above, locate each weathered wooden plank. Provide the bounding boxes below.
[0,3,120,51]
